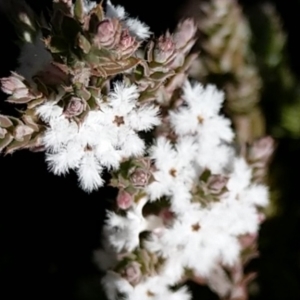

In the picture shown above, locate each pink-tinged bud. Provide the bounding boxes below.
[116,190,133,210]
[239,233,257,249]
[130,168,149,188]
[121,261,142,286]
[153,33,175,63]
[118,29,139,57]
[94,19,121,48]
[64,97,86,118]
[14,125,34,141]
[1,75,26,95]
[257,212,266,224]
[207,175,228,194]
[249,136,275,163]
[0,127,7,139]
[119,29,135,50]
[174,19,197,49]
[159,208,175,225]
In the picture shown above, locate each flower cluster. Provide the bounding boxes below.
[0,0,274,299]
[95,80,270,300]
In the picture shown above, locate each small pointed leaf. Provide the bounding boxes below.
[74,0,85,22]
[0,115,13,128]
[0,134,13,152]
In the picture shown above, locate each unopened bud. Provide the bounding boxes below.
[174,19,197,49]
[207,175,228,194]
[130,168,149,188]
[249,136,275,163]
[153,33,175,63]
[0,127,7,139]
[159,208,175,226]
[116,189,133,210]
[64,97,86,118]
[94,19,121,48]
[118,29,138,56]
[121,261,142,286]
[14,125,34,141]
[1,75,26,95]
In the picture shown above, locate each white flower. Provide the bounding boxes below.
[196,142,233,174]
[106,0,151,40]
[240,184,269,207]
[104,196,150,252]
[120,276,191,300]
[37,81,159,192]
[227,157,252,196]
[146,136,198,201]
[82,0,97,13]
[170,80,225,136]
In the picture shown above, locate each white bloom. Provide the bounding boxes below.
[170,80,225,136]
[227,157,252,195]
[146,136,198,201]
[83,0,97,13]
[93,79,269,300]
[196,142,233,174]
[102,271,133,300]
[106,0,151,40]
[240,184,269,207]
[114,275,191,300]
[104,196,151,252]
[36,81,159,192]
[124,18,152,41]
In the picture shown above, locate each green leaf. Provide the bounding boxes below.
[61,16,82,41]
[6,96,36,104]
[149,71,175,82]
[0,115,13,128]
[90,3,104,22]
[74,0,85,22]
[5,135,31,155]
[139,91,156,102]
[76,88,91,101]
[22,115,39,132]
[77,33,91,54]
[0,134,13,153]
[104,57,141,76]
[48,36,69,53]
[199,169,211,183]
[27,97,45,109]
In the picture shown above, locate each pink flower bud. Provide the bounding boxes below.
[173,19,197,49]
[130,168,149,188]
[118,29,138,57]
[119,29,135,49]
[1,75,26,95]
[122,261,142,286]
[239,233,257,249]
[116,190,133,210]
[207,175,228,194]
[14,125,34,141]
[159,208,175,225]
[94,19,121,48]
[64,97,86,118]
[153,33,175,63]
[0,127,7,139]
[249,136,275,163]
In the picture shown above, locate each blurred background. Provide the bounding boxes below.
[0,0,300,299]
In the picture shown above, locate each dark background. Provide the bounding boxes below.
[1,1,300,299]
